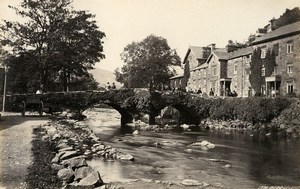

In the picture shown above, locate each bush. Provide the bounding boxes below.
[182,96,293,124]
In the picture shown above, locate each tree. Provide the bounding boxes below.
[249,48,263,95]
[115,35,181,89]
[0,0,105,92]
[273,7,300,30]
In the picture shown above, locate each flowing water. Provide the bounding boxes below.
[83,108,300,189]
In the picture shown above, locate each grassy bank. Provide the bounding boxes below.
[26,126,62,188]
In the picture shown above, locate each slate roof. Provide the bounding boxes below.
[213,50,228,60]
[251,21,300,45]
[189,46,206,59]
[183,46,212,63]
[227,46,254,60]
[190,63,208,71]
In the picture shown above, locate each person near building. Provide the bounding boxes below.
[112,82,116,89]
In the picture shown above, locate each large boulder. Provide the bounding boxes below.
[62,156,87,169]
[118,153,134,161]
[57,168,74,183]
[78,171,103,186]
[74,166,94,181]
[52,151,66,164]
[60,151,79,161]
[180,179,209,186]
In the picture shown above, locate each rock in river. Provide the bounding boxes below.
[181,179,209,186]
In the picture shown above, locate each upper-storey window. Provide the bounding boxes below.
[287,64,293,74]
[234,63,238,74]
[261,65,265,76]
[287,41,294,54]
[212,66,216,76]
[261,48,267,59]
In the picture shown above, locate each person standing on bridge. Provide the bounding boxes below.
[112,82,116,89]
[106,82,111,90]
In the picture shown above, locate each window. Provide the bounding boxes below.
[211,81,216,91]
[261,66,265,76]
[245,68,250,75]
[287,65,293,74]
[212,66,216,76]
[287,42,294,54]
[234,63,238,74]
[261,48,267,59]
[287,82,294,94]
[273,67,277,75]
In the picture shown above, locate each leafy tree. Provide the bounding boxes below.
[115,35,181,89]
[0,0,105,92]
[226,40,248,52]
[273,7,300,29]
[249,48,263,95]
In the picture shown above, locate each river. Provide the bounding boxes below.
[83,108,300,189]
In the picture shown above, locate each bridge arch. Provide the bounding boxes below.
[157,103,201,125]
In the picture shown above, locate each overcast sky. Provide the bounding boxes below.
[0,0,299,72]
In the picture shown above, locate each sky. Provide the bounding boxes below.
[0,0,299,72]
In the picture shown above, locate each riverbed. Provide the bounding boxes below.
[83,108,300,189]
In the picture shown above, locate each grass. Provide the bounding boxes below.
[25,126,62,188]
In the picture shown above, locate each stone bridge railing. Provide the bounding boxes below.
[8,89,288,127]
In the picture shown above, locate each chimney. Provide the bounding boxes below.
[207,43,216,51]
[269,17,276,31]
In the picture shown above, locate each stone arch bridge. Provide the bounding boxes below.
[8,89,202,126]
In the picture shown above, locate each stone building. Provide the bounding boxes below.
[226,47,254,97]
[169,74,184,90]
[170,21,300,97]
[250,21,300,97]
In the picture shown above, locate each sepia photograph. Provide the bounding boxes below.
[0,0,300,188]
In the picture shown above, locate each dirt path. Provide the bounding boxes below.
[0,113,49,189]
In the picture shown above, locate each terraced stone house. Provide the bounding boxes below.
[250,21,300,97]
[170,21,300,97]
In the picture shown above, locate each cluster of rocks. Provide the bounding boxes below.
[269,101,300,138]
[126,122,170,133]
[200,118,253,131]
[40,116,134,188]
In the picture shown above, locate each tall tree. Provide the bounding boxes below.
[0,0,105,92]
[115,35,181,89]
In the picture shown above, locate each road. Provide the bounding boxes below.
[0,112,49,189]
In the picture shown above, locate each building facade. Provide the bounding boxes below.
[251,21,300,97]
[170,21,300,97]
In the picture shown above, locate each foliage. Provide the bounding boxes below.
[263,49,276,77]
[0,0,105,92]
[226,40,248,52]
[26,126,61,188]
[181,61,190,90]
[249,48,263,94]
[115,34,181,89]
[272,7,300,30]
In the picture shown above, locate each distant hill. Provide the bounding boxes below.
[89,68,122,88]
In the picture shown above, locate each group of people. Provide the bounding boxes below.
[187,87,238,97]
[106,82,116,90]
